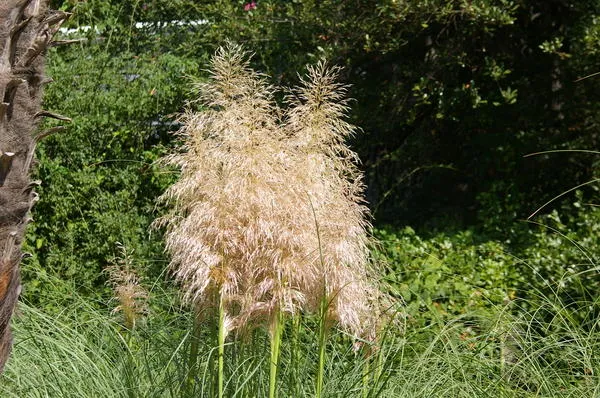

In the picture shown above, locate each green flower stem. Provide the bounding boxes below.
[186,307,202,393]
[316,296,328,398]
[269,309,283,398]
[362,352,371,398]
[218,297,226,398]
[291,315,301,397]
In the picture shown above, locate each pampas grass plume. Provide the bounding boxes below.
[156,44,385,341]
[285,62,380,339]
[105,243,148,330]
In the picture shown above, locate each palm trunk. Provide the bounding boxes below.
[0,0,68,371]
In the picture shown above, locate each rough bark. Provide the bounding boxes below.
[0,0,68,371]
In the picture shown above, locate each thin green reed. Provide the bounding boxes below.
[362,351,371,398]
[269,309,283,398]
[316,295,329,398]
[290,315,301,397]
[186,308,202,393]
[217,297,226,398]
[310,196,328,398]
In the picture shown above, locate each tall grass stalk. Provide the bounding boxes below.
[217,297,226,398]
[316,295,329,398]
[290,315,301,396]
[362,353,371,398]
[186,307,201,392]
[269,309,283,398]
[105,243,148,332]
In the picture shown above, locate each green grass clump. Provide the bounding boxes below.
[1,279,598,397]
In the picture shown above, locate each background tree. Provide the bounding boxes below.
[46,0,600,226]
[0,0,68,371]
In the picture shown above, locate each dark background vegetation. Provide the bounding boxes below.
[32,0,599,322]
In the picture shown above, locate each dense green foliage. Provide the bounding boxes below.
[35,0,600,299]
[376,204,600,325]
[57,0,600,227]
[23,41,197,304]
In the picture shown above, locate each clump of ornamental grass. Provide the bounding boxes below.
[284,63,386,395]
[154,44,304,396]
[105,243,148,331]
[155,43,386,397]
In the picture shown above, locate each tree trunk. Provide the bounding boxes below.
[0,0,68,371]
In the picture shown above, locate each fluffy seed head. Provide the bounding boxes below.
[284,61,381,337]
[105,243,148,330]
[156,45,387,339]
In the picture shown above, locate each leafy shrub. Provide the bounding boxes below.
[375,226,524,324]
[21,41,199,305]
[376,188,600,326]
